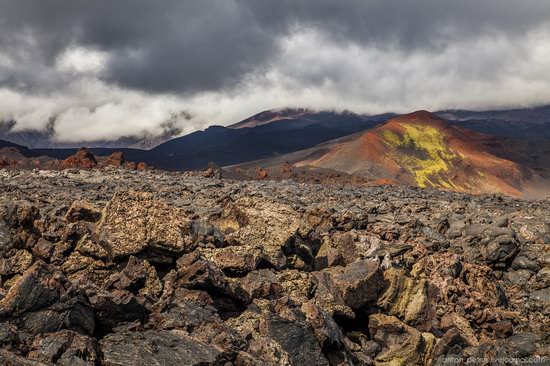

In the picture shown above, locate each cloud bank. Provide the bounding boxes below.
[0,0,549,141]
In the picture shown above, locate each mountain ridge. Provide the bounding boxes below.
[233,110,542,197]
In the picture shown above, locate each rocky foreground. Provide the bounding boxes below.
[0,169,548,365]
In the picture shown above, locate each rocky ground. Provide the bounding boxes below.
[0,168,548,365]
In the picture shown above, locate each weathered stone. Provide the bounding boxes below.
[100,330,226,366]
[0,220,13,255]
[236,337,292,366]
[176,252,229,293]
[320,259,387,310]
[505,333,542,358]
[490,320,514,338]
[96,191,193,259]
[0,249,33,276]
[482,235,519,267]
[377,266,433,328]
[301,301,354,364]
[65,200,101,223]
[440,312,479,347]
[214,197,303,269]
[262,316,329,366]
[74,234,110,261]
[84,287,147,331]
[157,299,219,332]
[0,262,95,336]
[200,246,265,276]
[369,314,436,366]
[511,255,540,272]
[32,238,55,260]
[105,256,162,299]
[28,330,99,366]
[0,349,46,366]
[0,262,64,317]
[236,269,282,304]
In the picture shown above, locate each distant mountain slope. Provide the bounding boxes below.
[5,110,392,171]
[0,138,28,151]
[142,110,393,170]
[436,105,550,171]
[237,111,541,197]
[4,106,549,190]
[228,108,394,131]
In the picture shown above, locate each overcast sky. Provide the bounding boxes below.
[1,0,549,142]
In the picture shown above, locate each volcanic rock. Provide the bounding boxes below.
[0,169,548,365]
[100,330,227,366]
[60,148,97,170]
[95,191,193,260]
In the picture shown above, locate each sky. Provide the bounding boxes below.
[1,0,550,142]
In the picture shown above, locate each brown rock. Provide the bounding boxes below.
[0,249,33,276]
[256,167,269,180]
[105,256,162,299]
[176,252,230,294]
[65,200,101,223]
[28,330,99,365]
[100,329,227,366]
[490,320,514,338]
[369,314,436,366]
[377,266,434,329]
[104,152,125,167]
[440,312,479,347]
[96,191,193,259]
[60,148,97,170]
[136,162,148,171]
[323,259,386,310]
[214,197,302,269]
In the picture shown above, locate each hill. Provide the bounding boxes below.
[235,111,543,197]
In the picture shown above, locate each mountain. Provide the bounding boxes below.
[139,110,393,170]
[234,111,544,197]
[0,138,28,150]
[436,105,550,171]
[8,109,392,171]
[3,106,549,198]
[228,108,394,131]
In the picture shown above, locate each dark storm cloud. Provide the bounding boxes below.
[1,0,550,94]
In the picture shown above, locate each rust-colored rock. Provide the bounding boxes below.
[105,151,125,167]
[60,148,97,169]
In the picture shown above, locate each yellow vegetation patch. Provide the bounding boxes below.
[380,124,460,188]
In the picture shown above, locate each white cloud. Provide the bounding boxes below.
[56,47,108,75]
[1,23,549,143]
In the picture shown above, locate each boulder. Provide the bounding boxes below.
[262,316,329,366]
[60,148,97,170]
[96,191,193,260]
[0,249,33,276]
[315,259,386,311]
[0,220,12,255]
[0,349,46,366]
[65,200,101,223]
[28,330,99,366]
[100,329,227,366]
[84,286,147,331]
[0,262,95,336]
[369,314,436,366]
[105,256,162,300]
[377,266,434,328]
[104,152,125,167]
[213,197,303,269]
